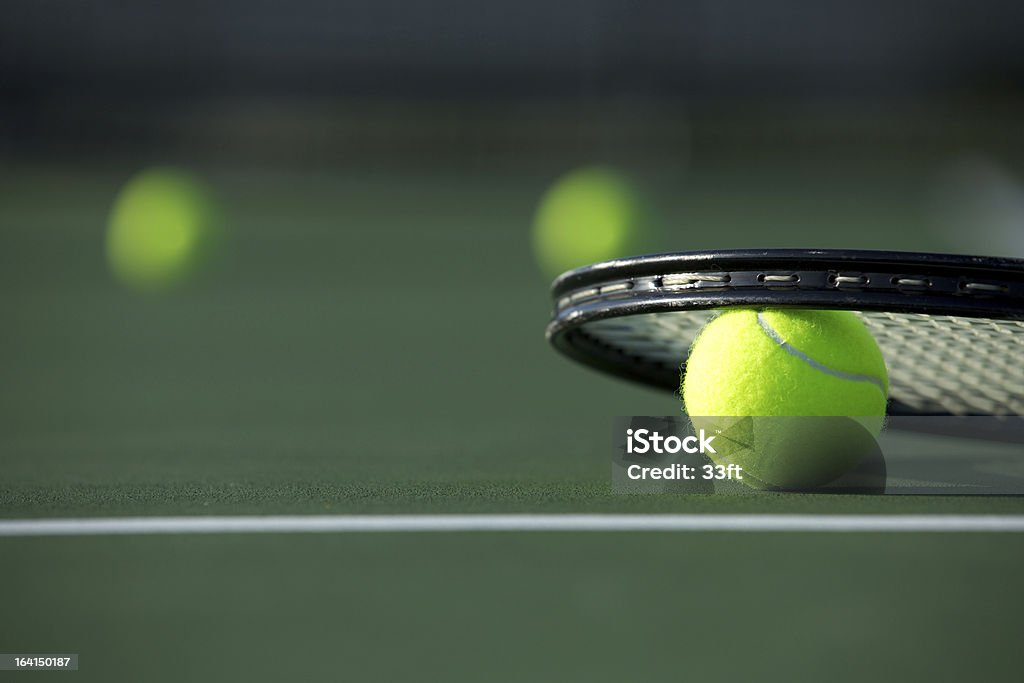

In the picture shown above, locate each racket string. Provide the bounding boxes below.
[580,312,1024,416]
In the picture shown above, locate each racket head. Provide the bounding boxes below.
[546,249,1024,416]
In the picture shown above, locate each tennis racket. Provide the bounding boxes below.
[546,249,1024,416]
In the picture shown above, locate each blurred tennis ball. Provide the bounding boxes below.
[106,168,222,292]
[532,167,657,279]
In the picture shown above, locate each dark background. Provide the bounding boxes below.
[6,0,1024,100]
[4,0,1024,161]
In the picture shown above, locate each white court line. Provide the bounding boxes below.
[1,515,1024,536]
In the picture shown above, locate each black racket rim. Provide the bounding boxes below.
[551,248,1024,297]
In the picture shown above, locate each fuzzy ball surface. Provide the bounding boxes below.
[682,309,889,489]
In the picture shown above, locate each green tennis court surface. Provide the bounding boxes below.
[3,161,1023,681]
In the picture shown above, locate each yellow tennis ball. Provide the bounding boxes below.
[532,167,655,279]
[106,168,221,292]
[682,309,889,489]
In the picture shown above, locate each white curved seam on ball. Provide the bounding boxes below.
[756,313,886,393]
